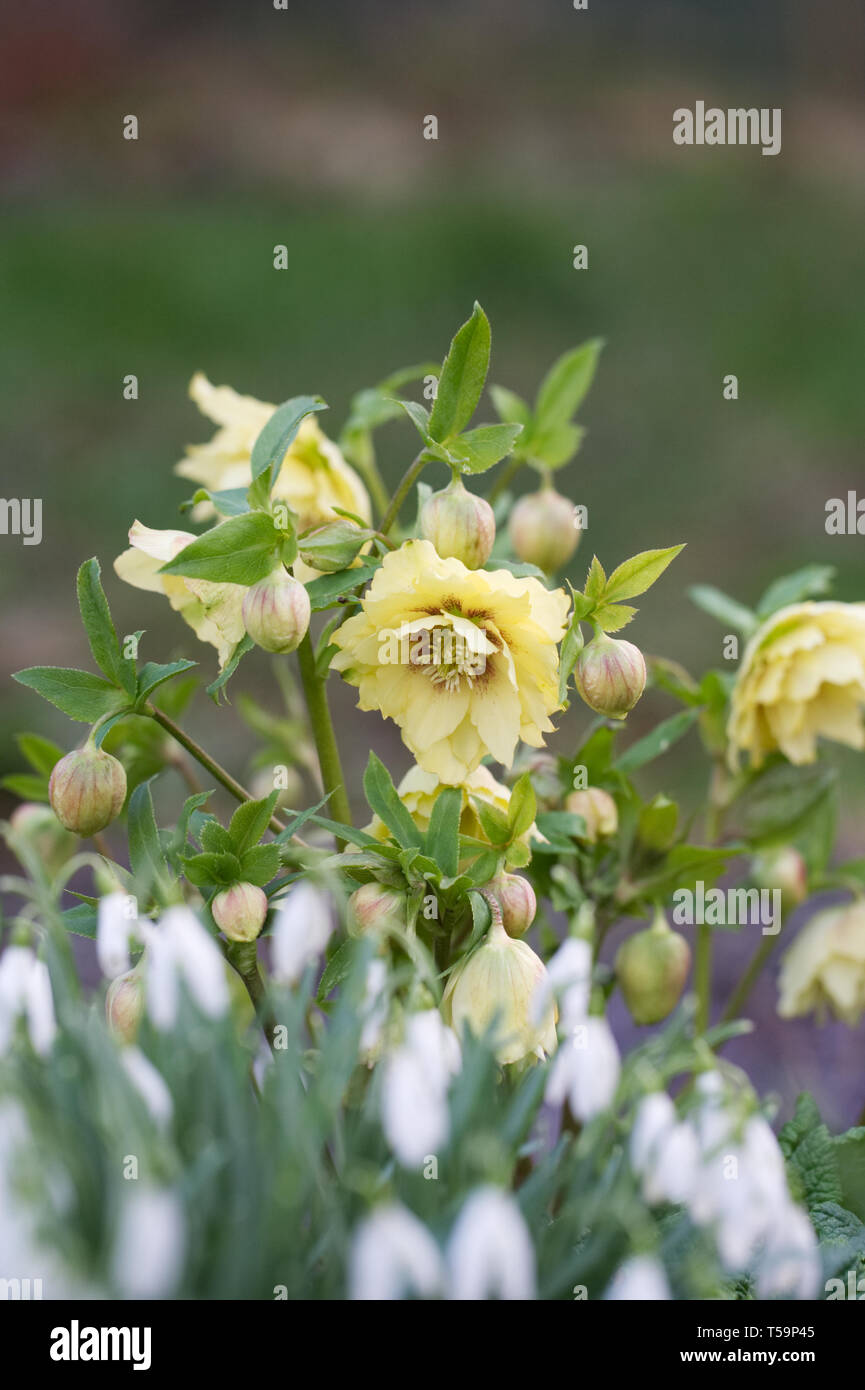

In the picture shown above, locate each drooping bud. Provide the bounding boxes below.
[347,882,408,938]
[420,477,495,570]
[615,910,691,1025]
[48,747,127,837]
[242,568,311,654]
[565,787,618,843]
[487,873,537,937]
[508,487,579,573]
[574,631,646,719]
[442,914,556,1064]
[751,847,807,916]
[211,882,268,942]
[106,966,145,1043]
[8,802,77,873]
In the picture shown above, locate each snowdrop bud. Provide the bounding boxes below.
[120,1048,173,1127]
[564,786,618,843]
[48,746,127,836]
[97,891,138,979]
[442,917,557,1064]
[615,911,691,1025]
[605,1254,671,1301]
[211,881,268,942]
[144,908,229,1029]
[487,872,536,937]
[421,476,496,570]
[574,632,646,720]
[447,1187,536,1300]
[751,846,807,915]
[630,1093,700,1207]
[106,967,145,1043]
[242,568,311,654]
[24,958,56,1056]
[347,882,408,938]
[270,881,333,985]
[381,1011,460,1168]
[0,947,56,1056]
[508,487,579,573]
[348,1204,444,1300]
[111,1186,185,1299]
[8,802,77,874]
[545,1015,620,1121]
[533,936,592,1034]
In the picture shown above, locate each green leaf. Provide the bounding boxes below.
[392,398,432,443]
[305,562,380,612]
[60,902,98,939]
[297,520,374,573]
[464,847,502,886]
[507,772,537,839]
[16,732,64,777]
[239,842,281,887]
[592,602,637,633]
[128,779,169,886]
[185,487,250,517]
[182,851,243,887]
[428,302,491,442]
[613,708,699,775]
[317,938,360,1002]
[534,339,603,430]
[136,659,198,704]
[362,753,424,850]
[228,792,278,855]
[779,1093,843,1209]
[486,557,547,581]
[250,395,328,483]
[472,798,512,847]
[633,844,736,901]
[603,545,685,603]
[523,421,585,470]
[489,384,532,428]
[13,666,129,723]
[77,557,133,694]
[206,635,254,704]
[160,512,280,586]
[558,618,585,706]
[637,795,679,852]
[424,786,461,879]
[756,564,836,620]
[199,819,235,853]
[1,773,50,800]
[168,791,213,864]
[584,555,606,603]
[736,761,837,843]
[688,584,758,637]
[833,1128,865,1225]
[448,423,523,475]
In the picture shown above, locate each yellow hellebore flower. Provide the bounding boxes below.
[331,539,569,784]
[113,522,245,669]
[442,917,557,1064]
[176,374,371,549]
[778,901,865,1026]
[365,763,540,846]
[728,601,865,769]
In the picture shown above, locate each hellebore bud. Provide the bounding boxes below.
[242,568,311,654]
[106,966,145,1043]
[487,872,537,937]
[8,802,77,873]
[751,847,807,916]
[565,787,618,843]
[297,520,369,574]
[347,882,408,938]
[48,747,127,837]
[442,913,557,1064]
[615,910,691,1025]
[508,487,580,573]
[420,477,495,570]
[574,631,646,719]
[211,882,268,942]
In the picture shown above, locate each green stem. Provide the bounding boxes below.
[223,938,278,1051]
[721,933,780,1024]
[380,452,427,535]
[356,443,391,521]
[296,633,352,842]
[487,453,523,504]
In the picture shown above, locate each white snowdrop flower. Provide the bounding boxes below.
[533,937,592,1034]
[381,1010,461,1167]
[270,881,333,986]
[120,1048,173,1127]
[0,947,56,1056]
[756,1203,820,1300]
[112,1185,185,1299]
[605,1254,671,1301]
[97,891,136,980]
[143,908,228,1030]
[545,1015,620,1121]
[348,1203,444,1300]
[447,1187,536,1300]
[630,1092,701,1208]
[359,957,389,1057]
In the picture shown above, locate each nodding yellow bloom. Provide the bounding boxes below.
[331,540,569,784]
[366,764,540,846]
[113,522,245,669]
[779,902,865,1026]
[728,601,865,769]
[442,917,557,1065]
[176,374,371,574]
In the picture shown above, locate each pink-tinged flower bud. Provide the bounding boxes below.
[565,787,618,843]
[574,631,646,719]
[615,912,691,1025]
[751,847,808,916]
[211,882,268,942]
[487,872,537,937]
[106,966,145,1043]
[8,802,77,873]
[48,747,127,837]
[347,882,408,938]
[420,478,495,570]
[242,568,311,654]
[508,488,580,573]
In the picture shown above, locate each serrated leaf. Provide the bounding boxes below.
[448,422,522,475]
[136,659,198,704]
[199,819,235,853]
[428,302,491,442]
[584,556,606,603]
[239,842,281,887]
[77,557,133,694]
[592,602,637,633]
[13,666,129,723]
[688,584,758,637]
[228,792,279,855]
[603,545,685,603]
[160,512,280,586]
[424,786,461,880]
[182,850,243,887]
[250,394,328,482]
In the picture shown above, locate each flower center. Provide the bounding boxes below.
[409,624,487,692]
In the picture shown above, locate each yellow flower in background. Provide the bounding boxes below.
[331,540,569,784]
[366,764,540,845]
[778,901,865,1026]
[114,522,245,669]
[728,601,865,769]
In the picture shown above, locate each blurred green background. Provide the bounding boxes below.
[2,0,865,1120]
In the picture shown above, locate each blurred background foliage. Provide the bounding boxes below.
[2,0,865,1121]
